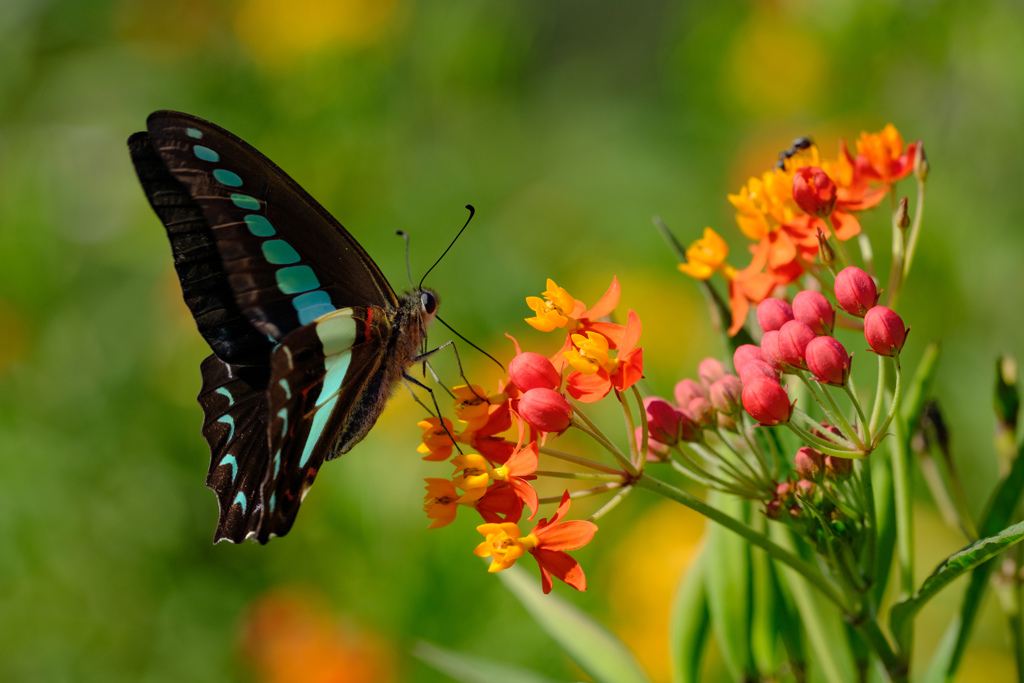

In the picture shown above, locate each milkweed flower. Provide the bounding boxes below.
[473,491,598,593]
[853,123,920,185]
[423,478,486,529]
[564,310,644,402]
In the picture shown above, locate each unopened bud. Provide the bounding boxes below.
[793,290,835,336]
[738,359,779,385]
[793,166,838,218]
[817,228,837,270]
[733,344,766,374]
[697,357,726,386]
[794,446,825,480]
[805,336,851,387]
[741,378,792,426]
[760,330,786,372]
[914,141,928,183]
[825,455,853,480]
[710,375,744,416]
[896,197,910,230]
[674,378,708,407]
[644,397,682,446]
[518,388,573,433]
[995,355,1020,433]
[834,266,879,317]
[777,321,817,370]
[795,479,816,497]
[864,305,909,356]
[756,298,795,333]
[509,352,561,392]
[635,426,670,462]
[687,397,715,429]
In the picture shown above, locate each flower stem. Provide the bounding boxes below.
[571,408,636,475]
[537,446,624,475]
[535,470,624,482]
[587,485,633,522]
[636,474,850,612]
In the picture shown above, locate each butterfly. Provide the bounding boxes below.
[128,111,440,543]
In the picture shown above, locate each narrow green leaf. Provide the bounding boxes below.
[901,341,941,430]
[498,564,652,683]
[669,551,709,683]
[934,436,1024,678]
[412,641,564,683]
[704,493,755,681]
[891,518,1024,648]
[751,536,783,673]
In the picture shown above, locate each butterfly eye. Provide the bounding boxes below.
[421,292,438,315]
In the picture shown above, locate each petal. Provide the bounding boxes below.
[532,549,587,592]
[583,277,620,320]
[619,310,642,352]
[535,519,598,551]
[830,210,862,241]
[565,370,612,403]
[509,478,540,520]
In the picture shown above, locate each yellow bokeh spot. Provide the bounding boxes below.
[234,0,399,66]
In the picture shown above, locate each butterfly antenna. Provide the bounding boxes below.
[418,205,475,289]
[395,230,415,288]
[436,315,505,372]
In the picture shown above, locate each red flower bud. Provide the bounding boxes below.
[697,357,726,386]
[760,330,785,372]
[709,375,744,415]
[643,397,682,445]
[674,378,707,407]
[792,290,834,336]
[765,499,783,520]
[793,166,837,217]
[756,298,794,333]
[834,266,878,317]
[864,306,909,357]
[518,387,573,433]
[687,397,715,429]
[777,320,817,370]
[825,455,853,480]
[741,378,792,426]
[508,352,561,392]
[805,335,851,386]
[738,360,779,385]
[733,344,766,374]
[794,446,825,480]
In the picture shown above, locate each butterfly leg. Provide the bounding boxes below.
[403,370,464,455]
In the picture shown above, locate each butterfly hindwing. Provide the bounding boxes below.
[198,355,271,543]
[257,306,394,542]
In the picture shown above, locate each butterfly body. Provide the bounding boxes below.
[129,111,437,543]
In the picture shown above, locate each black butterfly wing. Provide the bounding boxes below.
[129,111,403,543]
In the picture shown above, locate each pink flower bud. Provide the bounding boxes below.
[738,360,779,385]
[834,266,878,317]
[765,499,783,520]
[777,321,817,370]
[793,166,837,218]
[697,357,726,386]
[674,378,707,407]
[796,479,816,497]
[756,298,795,333]
[825,455,853,480]
[760,330,785,372]
[508,352,560,392]
[864,306,909,357]
[687,397,715,429]
[643,397,682,445]
[733,344,766,374]
[805,336,851,386]
[793,290,834,336]
[741,378,792,426]
[776,481,794,503]
[794,447,825,479]
[709,375,744,415]
[518,387,573,433]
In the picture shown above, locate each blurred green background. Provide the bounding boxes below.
[2,0,1023,680]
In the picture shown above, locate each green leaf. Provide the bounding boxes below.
[669,551,709,683]
[901,341,941,432]
[704,493,755,681]
[891,518,1024,649]
[497,564,652,683]
[929,436,1024,679]
[412,641,564,683]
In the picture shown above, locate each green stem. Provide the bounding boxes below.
[890,412,914,658]
[571,409,636,475]
[856,615,908,682]
[872,356,903,449]
[869,354,887,435]
[534,470,623,482]
[587,485,633,522]
[538,483,620,504]
[536,446,624,475]
[636,474,850,611]
[902,176,927,281]
[860,459,878,585]
[786,420,864,458]
[618,388,641,471]
[843,384,871,445]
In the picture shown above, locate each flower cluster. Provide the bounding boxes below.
[679,124,921,335]
[419,278,646,593]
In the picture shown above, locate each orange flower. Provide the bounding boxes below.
[450,440,539,517]
[474,491,598,593]
[423,478,485,529]
[473,481,525,524]
[853,124,919,184]
[678,227,729,280]
[416,417,457,461]
[565,310,644,402]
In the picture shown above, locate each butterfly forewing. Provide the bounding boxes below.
[142,110,397,341]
